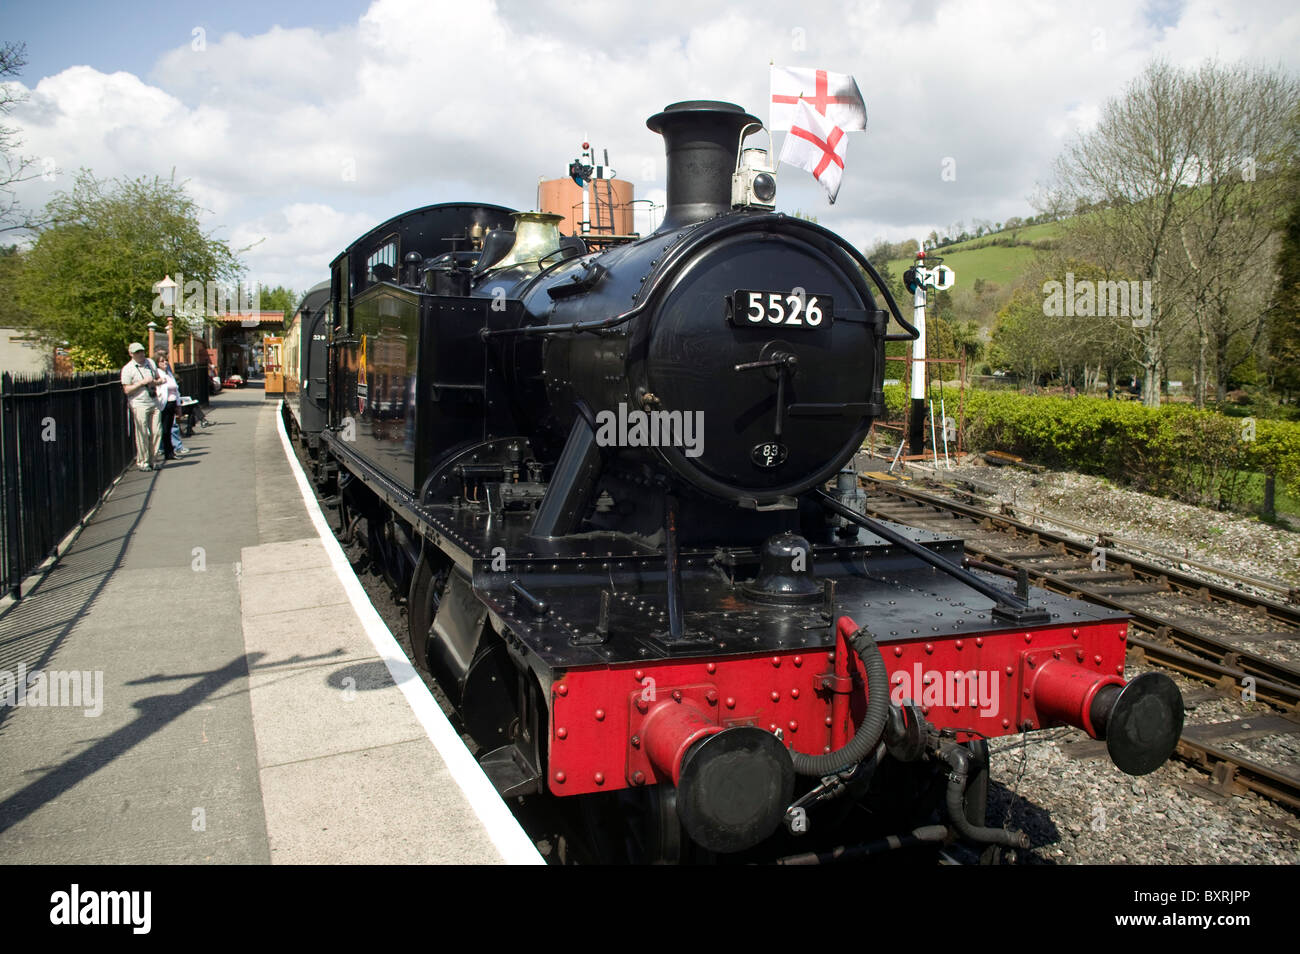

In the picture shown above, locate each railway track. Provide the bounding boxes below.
[858,475,1300,812]
[282,421,1289,847]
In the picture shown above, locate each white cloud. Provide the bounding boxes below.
[5,0,1298,291]
[229,203,375,289]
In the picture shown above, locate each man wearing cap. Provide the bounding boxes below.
[121,342,163,471]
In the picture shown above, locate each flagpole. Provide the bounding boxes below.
[768,59,773,137]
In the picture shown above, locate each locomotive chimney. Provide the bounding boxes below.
[647,100,762,232]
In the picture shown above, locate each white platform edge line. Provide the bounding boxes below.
[275,403,544,865]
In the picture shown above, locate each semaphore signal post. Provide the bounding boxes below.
[903,250,954,456]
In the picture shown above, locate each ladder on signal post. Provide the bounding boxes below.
[592,178,614,235]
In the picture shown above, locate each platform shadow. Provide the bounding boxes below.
[0,468,160,737]
[0,648,353,835]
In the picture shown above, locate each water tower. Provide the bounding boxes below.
[537,140,640,247]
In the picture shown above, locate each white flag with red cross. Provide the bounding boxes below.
[779,99,849,204]
[769,66,866,132]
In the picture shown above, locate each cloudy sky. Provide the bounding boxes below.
[4,0,1299,293]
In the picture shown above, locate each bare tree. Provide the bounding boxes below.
[1050,59,1300,407]
[1170,63,1298,405]
[1267,106,1300,398]
[0,41,42,233]
[1050,61,1212,407]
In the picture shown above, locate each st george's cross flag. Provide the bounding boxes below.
[769,66,867,132]
[779,99,849,204]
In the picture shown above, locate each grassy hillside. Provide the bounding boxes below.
[881,221,1063,329]
[911,241,1040,286]
[935,220,1062,253]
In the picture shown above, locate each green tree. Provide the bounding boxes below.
[14,171,242,365]
[258,284,299,320]
[989,257,1140,393]
[0,244,30,327]
[866,237,920,265]
[64,346,117,372]
[949,319,983,383]
[989,288,1054,388]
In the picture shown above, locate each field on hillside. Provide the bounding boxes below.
[882,222,1062,327]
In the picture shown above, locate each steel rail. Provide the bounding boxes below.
[860,479,1300,710]
[1174,736,1300,812]
[898,466,1298,598]
[860,480,1300,808]
[965,550,1300,807]
[865,480,1300,622]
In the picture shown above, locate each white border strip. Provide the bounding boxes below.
[275,405,544,865]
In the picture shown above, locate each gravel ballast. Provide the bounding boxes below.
[898,457,1300,864]
[930,459,1300,588]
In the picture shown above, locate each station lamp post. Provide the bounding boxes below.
[155,274,178,361]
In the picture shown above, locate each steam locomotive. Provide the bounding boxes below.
[284,100,1184,863]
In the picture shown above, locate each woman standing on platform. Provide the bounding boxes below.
[155,353,185,460]
[163,357,190,454]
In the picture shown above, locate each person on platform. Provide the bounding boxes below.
[121,342,163,471]
[155,355,187,458]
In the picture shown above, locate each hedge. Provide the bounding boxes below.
[877,385,1300,509]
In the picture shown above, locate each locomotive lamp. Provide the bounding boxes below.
[732,134,777,210]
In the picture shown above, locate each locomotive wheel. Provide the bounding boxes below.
[643,784,700,864]
[407,553,450,673]
[617,784,685,865]
[577,793,634,865]
[367,517,408,596]
[581,785,692,864]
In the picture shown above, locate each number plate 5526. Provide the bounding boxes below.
[729,289,832,329]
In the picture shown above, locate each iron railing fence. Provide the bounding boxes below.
[173,362,211,406]
[0,362,210,599]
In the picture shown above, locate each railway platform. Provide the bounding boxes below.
[0,384,541,865]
